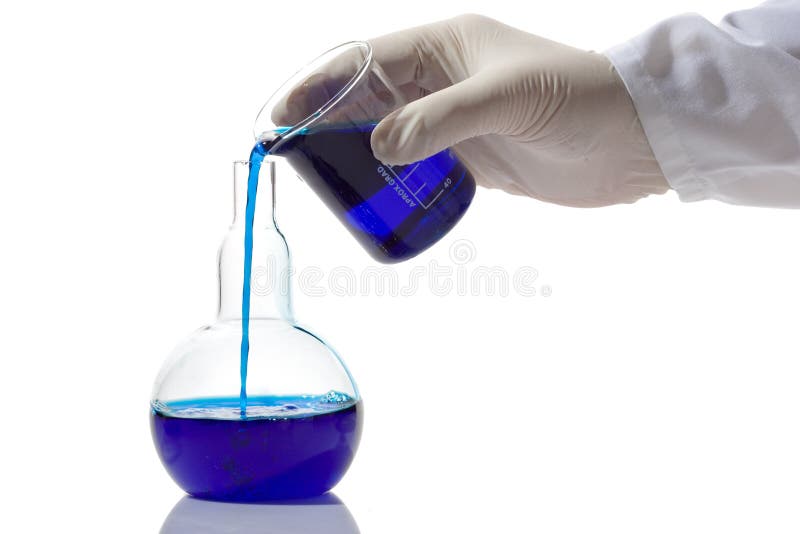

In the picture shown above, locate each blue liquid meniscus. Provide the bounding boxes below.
[150,394,363,501]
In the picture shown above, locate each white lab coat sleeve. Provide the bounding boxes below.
[605,1,800,207]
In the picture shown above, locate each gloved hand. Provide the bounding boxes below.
[367,14,669,207]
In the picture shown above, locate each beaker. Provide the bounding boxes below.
[150,160,363,501]
[253,41,476,264]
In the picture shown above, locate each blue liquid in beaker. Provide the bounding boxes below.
[150,394,363,501]
[259,122,476,263]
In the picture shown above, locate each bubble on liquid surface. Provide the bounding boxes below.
[322,390,354,404]
[152,391,357,421]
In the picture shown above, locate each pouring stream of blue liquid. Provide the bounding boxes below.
[240,123,474,416]
[240,140,270,417]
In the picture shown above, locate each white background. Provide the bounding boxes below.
[2,0,798,532]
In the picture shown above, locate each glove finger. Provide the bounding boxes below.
[300,82,426,127]
[371,72,500,165]
[270,16,464,130]
[397,82,428,103]
[269,44,373,127]
[368,17,466,91]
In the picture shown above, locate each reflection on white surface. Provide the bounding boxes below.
[160,492,360,534]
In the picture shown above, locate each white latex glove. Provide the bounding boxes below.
[368,14,669,207]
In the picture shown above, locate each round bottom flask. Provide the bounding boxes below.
[150,160,362,501]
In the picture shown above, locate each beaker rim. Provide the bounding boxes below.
[252,41,374,150]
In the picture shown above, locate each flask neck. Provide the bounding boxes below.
[217,158,293,322]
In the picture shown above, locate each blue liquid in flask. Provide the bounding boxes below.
[150,394,363,501]
[261,122,476,263]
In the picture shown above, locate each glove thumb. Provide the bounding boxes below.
[371,73,501,165]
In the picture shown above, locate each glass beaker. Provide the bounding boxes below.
[253,41,476,264]
[150,160,363,501]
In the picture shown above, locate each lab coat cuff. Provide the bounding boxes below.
[605,38,713,203]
